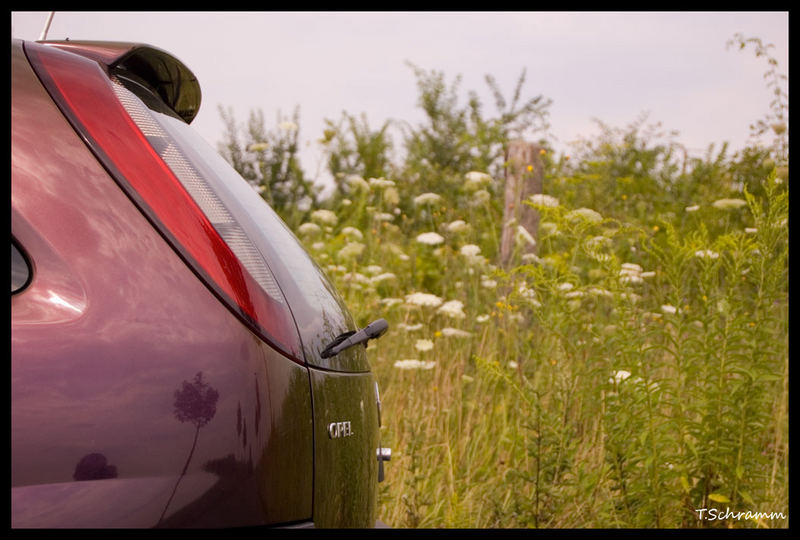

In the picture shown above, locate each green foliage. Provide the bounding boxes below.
[214,35,787,527]
[217,105,318,228]
[726,34,789,165]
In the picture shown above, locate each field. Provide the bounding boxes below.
[220,40,788,527]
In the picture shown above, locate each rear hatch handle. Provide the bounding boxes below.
[320,319,388,358]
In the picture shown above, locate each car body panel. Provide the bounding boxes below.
[309,368,380,528]
[11,39,314,527]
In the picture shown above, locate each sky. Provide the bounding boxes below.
[11,11,789,188]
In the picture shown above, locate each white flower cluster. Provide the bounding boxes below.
[298,222,322,236]
[464,171,493,191]
[416,232,444,246]
[566,207,603,224]
[516,225,536,247]
[695,249,720,260]
[447,220,468,233]
[341,226,363,240]
[405,292,444,308]
[712,198,747,210]
[394,359,435,370]
[437,300,466,319]
[529,194,560,208]
[415,339,434,352]
[619,262,645,284]
[311,209,338,226]
[439,327,472,338]
[414,192,442,206]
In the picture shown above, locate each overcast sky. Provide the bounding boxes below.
[11,11,789,186]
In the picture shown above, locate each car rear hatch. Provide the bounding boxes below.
[25,40,382,527]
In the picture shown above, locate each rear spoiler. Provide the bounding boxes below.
[40,40,201,124]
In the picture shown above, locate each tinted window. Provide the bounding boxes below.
[11,239,31,294]
[121,81,366,371]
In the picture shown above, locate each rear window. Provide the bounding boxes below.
[116,75,363,370]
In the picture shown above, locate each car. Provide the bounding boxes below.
[11,37,390,528]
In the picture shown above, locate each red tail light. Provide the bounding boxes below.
[25,42,304,364]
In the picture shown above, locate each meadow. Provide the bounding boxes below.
[219,36,788,527]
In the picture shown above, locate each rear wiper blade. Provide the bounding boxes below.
[320,318,388,358]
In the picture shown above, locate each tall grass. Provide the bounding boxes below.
[294,159,787,528]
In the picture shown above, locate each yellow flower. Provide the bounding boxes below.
[652,225,660,232]
[621,194,627,201]
[527,165,533,172]
[539,148,546,155]
[434,331,443,338]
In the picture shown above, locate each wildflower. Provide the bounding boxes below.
[539,222,558,236]
[397,322,424,331]
[685,205,700,212]
[566,207,603,224]
[405,292,444,308]
[521,253,542,264]
[447,220,468,233]
[416,232,445,246]
[311,241,325,251]
[379,298,403,308]
[476,314,490,323]
[558,282,575,292]
[368,177,395,188]
[341,226,364,240]
[394,359,435,370]
[279,120,298,132]
[247,142,268,152]
[652,225,660,232]
[472,189,491,204]
[661,304,678,315]
[343,272,371,285]
[345,174,369,191]
[438,300,466,319]
[620,274,643,284]
[516,225,536,247]
[621,263,642,273]
[440,327,472,338]
[712,198,747,210]
[311,209,338,226]
[640,271,656,278]
[337,241,365,259]
[414,192,442,206]
[415,339,434,352]
[370,273,397,284]
[462,374,474,383]
[610,370,631,384]
[527,165,533,172]
[341,198,352,206]
[529,194,560,208]
[326,264,346,273]
[539,148,546,155]
[481,278,498,289]
[464,171,492,190]
[459,244,481,258]
[588,287,613,298]
[372,212,394,222]
[364,265,383,275]
[745,228,758,234]
[508,361,519,369]
[695,249,720,259]
[297,222,322,236]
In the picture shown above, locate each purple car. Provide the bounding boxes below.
[11,38,389,528]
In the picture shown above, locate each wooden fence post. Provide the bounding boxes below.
[500,140,543,267]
